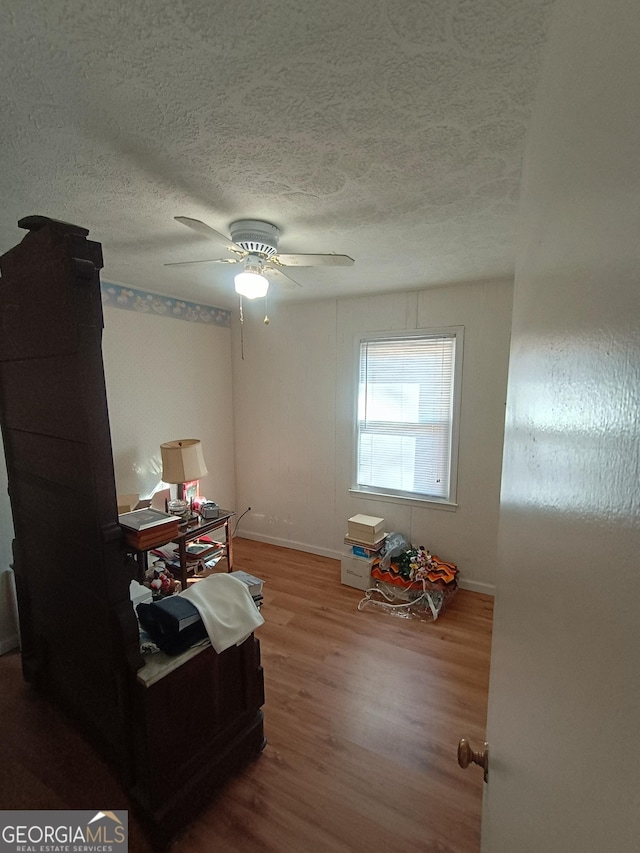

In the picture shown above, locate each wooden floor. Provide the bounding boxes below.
[0,538,493,852]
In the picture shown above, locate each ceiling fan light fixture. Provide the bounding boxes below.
[234,254,269,299]
[234,271,269,299]
[230,219,279,257]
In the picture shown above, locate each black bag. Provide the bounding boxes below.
[137,595,207,655]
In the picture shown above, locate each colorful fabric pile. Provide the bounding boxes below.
[358,546,459,622]
[371,548,458,591]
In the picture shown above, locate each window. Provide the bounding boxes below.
[354,329,463,505]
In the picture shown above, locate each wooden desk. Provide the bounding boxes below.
[131,509,235,589]
[172,509,235,588]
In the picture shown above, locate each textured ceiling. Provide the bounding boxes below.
[0,0,554,309]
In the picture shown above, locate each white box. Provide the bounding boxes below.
[340,553,375,591]
[347,514,385,539]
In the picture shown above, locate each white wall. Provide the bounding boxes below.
[232,299,340,551]
[484,0,640,849]
[102,305,236,509]
[233,279,512,592]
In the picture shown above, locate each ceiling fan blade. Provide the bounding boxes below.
[275,253,355,267]
[174,216,238,250]
[266,265,302,290]
[164,257,242,267]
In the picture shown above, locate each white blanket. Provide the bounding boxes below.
[180,573,264,654]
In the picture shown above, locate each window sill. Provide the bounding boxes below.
[348,488,458,512]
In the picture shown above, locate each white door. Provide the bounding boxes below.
[479,2,640,851]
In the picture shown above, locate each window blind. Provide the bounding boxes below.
[357,334,457,501]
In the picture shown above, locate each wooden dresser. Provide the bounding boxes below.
[0,216,265,846]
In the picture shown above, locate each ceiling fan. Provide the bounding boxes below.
[166,216,355,298]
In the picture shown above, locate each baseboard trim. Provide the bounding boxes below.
[0,635,20,655]
[235,531,496,596]
[458,578,495,596]
[235,530,341,561]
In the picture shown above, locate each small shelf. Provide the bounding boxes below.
[181,541,224,562]
[129,510,236,590]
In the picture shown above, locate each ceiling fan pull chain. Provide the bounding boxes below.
[264,292,270,325]
[239,295,245,360]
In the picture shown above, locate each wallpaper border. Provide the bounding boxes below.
[100,281,231,328]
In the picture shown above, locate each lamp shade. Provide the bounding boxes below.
[234,254,269,299]
[234,270,269,299]
[160,439,208,484]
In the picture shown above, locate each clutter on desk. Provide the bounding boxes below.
[137,574,265,657]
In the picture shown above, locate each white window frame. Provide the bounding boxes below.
[350,327,464,508]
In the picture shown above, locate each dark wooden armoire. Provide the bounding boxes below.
[0,216,265,846]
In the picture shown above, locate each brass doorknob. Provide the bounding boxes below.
[457,738,489,783]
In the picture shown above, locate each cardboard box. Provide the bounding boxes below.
[340,553,375,591]
[347,514,385,541]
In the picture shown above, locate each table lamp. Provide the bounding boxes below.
[160,439,208,518]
